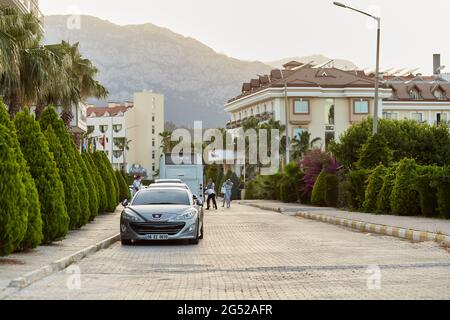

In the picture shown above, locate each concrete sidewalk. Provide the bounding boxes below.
[0,208,121,295]
[239,200,450,245]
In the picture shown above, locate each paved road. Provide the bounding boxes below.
[5,204,450,299]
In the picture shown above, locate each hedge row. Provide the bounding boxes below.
[339,159,450,218]
[0,102,121,256]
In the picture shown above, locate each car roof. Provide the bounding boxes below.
[155,179,183,183]
[148,183,189,188]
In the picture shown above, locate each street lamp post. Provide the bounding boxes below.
[333,2,381,135]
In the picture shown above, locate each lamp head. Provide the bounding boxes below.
[333,2,347,8]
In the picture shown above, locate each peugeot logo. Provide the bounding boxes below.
[152,214,162,219]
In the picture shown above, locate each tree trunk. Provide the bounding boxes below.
[34,101,46,119]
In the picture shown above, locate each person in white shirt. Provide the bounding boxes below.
[132,175,142,197]
[205,180,217,210]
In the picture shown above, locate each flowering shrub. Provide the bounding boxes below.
[300,149,339,198]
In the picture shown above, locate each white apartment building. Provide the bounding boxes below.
[87,92,164,178]
[225,58,450,153]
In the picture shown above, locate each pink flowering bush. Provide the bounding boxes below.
[300,149,339,198]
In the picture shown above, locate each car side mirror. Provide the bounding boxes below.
[122,199,129,207]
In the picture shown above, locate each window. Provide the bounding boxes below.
[152,114,155,122]
[293,99,309,114]
[99,125,108,133]
[433,89,445,100]
[411,112,423,122]
[152,164,156,172]
[113,150,123,159]
[354,100,369,114]
[293,128,306,140]
[437,113,448,124]
[152,125,155,134]
[152,139,155,147]
[132,189,190,206]
[383,112,398,120]
[113,124,122,133]
[87,125,94,133]
[152,151,155,160]
[409,89,421,100]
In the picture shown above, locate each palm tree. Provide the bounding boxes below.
[0,7,108,121]
[159,131,174,154]
[291,131,322,160]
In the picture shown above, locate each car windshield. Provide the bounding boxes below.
[132,189,191,205]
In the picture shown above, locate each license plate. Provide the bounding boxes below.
[145,234,169,240]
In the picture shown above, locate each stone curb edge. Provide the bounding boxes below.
[6,233,120,291]
[240,202,450,247]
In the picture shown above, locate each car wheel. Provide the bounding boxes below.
[121,239,132,245]
[189,237,199,245]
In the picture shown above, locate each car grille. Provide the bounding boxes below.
[129,222,186,235]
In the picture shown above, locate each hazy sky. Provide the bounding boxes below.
[39,0,449,73]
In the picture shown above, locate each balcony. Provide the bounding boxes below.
[0,0,44,26]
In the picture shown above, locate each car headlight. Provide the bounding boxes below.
[174,209,197,221]
[122,210,144,222]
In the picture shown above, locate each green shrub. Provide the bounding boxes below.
[39,108,90,227]
[0,102,42,251]
[390,158,421,216]
[414,166,439,217]
[244,180,257,200]
[348,169,371,210]
[311,171,327,206]
[356,134,392,169]
[83,152,106,214]
[363,165,386,213]
[44,126,82,229]
[0,125,28,256]
[14,109,69,242]
[431,166,450,219]
[280,163,301,203]
[376,166,396,214]
[115,170,131,202]
[325,174,339,207]
[92,152,117,212]
[337,174,351,209]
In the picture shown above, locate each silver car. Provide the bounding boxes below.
[120,187,204,245]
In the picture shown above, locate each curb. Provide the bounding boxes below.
[241,202,450,247]
[7,233,120,290]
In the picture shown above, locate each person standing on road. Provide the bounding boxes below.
[220,183,226,207]
[223,179,234,209]
[132,175,142,197]
[205,180,218,210]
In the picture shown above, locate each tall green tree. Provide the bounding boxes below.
[14,108,69,242]
[0,124,28,256]
[92,152,117,212]
[44,125,82,229]
[0,101,42,250]
[83,152,106,214]
[115,170,131,202]
[39,108,90,227]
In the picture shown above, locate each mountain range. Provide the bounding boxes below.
[43,15,357,127]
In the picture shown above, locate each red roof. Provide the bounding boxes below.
[87,105,133,117]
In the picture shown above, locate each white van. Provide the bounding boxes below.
[159,153,204,201]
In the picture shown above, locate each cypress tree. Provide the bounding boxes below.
[0,125,28,256]
[44,125,82,229]
[92,152,117,212]
[77,153,98,222]
[363,165,386,213]
[390,159,421,216]
[311,171,327,206]
[83,152,106,214]
[39,108,90,227]
[115,170,131,201]
[14,109,69,242]
[101,152,119,204]
[0,102,42,250]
